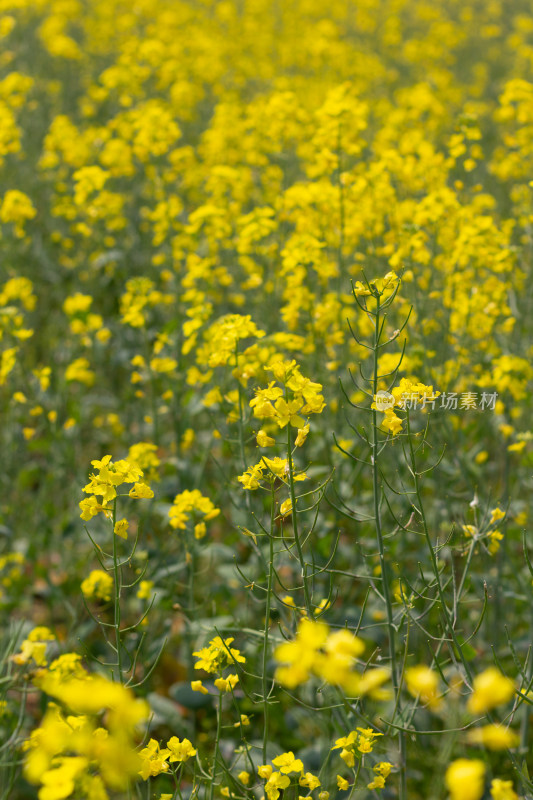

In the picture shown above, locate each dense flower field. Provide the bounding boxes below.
[1,0,533,798]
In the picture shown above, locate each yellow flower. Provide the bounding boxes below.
[466,725,519,750]
[352,280,371,297]
[354,667,390,698]
[339,748,355,768]
[65,357,95,386]
[150,356,177,373]
[332,731,358,766]
[13,627,56,667]
[499,424,514,439]
[81,570,113,602]
[508,442,526,452]
[113,519,129,539]
[265,771,291,800]
[169,489,219,529]
[191,680,209,695]
[445,759,485,800]
[82,455,143,505]
[27,627,55,643]
[317,629,365,686]
[139,739,170,780]
[24,672,149,797]
[258,765,273,780]
[273,397,305,428]
[237,463,265,490]
[467,668,515,714]
[127,442,160,482]
[193,637,246,673]
[214,674,239,692]
[261,457,290,478]
[313,598,331,616]
[272,752,304,774]
[279,498,293,517]
[489,507,505,525]
[79,496,108,521]
[194,521,207,539]
[405,665,442,709]
[128,482,154,499]
[299,771,320,789]
[294,424,310,447]
[381,409,403,435]
[488,530,504,554]
[336,776,349,790]
[0,189,36,235]
[250,383,283,418]
[356,727,383,754]
[137,580,154,600]
[257,429,275,447]
[166,736,196,762]
[490,778,519,799]
[274,620,329,688]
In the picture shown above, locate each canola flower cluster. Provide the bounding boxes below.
[373,378,440,435]
[139,737,197,781]
[168,489,220,538]
[11,626,150,800]
[1,0,533,798]
[274,619,389,697]
[24,674,149,800]
[79,454,154,522]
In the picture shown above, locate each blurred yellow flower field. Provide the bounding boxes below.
[1,0,533,798]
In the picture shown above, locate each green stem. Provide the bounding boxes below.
[144,330,160,445]
[262,485,275,762]
[208,689,224,800]
[456,538,477,602]
[410,431,532,793]
[405,411,472,684]
[111,498,123,683]
[286,423,312,616]
[370,295,406,800]
[520,633,533,753]
[187,532,196,680]
[430,536,476,676]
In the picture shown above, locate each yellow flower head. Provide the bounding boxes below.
[166,736,196,763]
[466,725,519,750]
[193,637,246,673]
[405,665,442,710]
[191,680,209,695]
[81,570,113,602]
[445,759,485,800]
[265,771,290,800]
[467,668,515,714]
[272,751,304,774]
[490,778,519,800]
